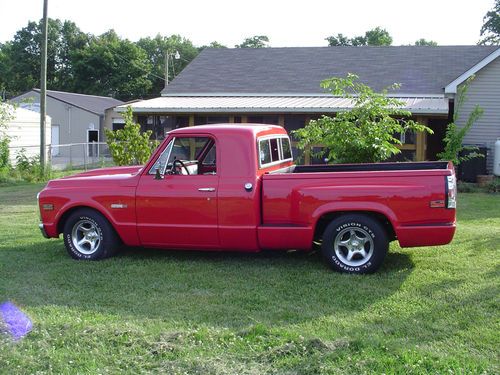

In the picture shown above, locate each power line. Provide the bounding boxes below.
[112,51,177,82]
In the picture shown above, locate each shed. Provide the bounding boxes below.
[3,105,51,163]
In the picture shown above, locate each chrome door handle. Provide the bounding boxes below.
[198,187,216,192]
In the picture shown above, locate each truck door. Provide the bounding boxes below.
[136,136,219,248]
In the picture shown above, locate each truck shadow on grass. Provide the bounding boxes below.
[0,241,413,327]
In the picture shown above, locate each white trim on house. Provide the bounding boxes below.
[162,92,446,98]
[445,48,500,95]
[117,96,449,115]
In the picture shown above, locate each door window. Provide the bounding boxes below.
[149,137,216,175]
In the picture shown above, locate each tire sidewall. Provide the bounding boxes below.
[63,210,111,260]
[321,215,388,274]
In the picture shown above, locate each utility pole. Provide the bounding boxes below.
[40,0,48,174]
[164,52,169,89]
[164,50,180,89]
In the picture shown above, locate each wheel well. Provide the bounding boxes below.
[57,206,109,235]
[314,211,396,242]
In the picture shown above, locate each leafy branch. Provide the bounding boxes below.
[294,73,432,164]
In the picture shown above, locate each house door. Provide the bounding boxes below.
[87,130,99,157]
[51,125,60,157]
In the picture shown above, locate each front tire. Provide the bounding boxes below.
[63,208,119,260]
[321,214,388,274]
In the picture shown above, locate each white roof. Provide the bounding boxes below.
[0,104,51,123]
[117,96,449,115]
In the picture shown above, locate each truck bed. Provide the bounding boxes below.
[260,162,455,250]
[292,161,450,173]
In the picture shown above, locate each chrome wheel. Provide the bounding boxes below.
[334,227,374,267]
[71,219,101,255]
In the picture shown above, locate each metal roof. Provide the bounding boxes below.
[161,46,499,96]
[32,89,124,115]
[117,95,449,115]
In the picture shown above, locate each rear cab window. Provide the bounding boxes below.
[258,135,293,169]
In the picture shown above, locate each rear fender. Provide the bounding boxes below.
[312,202,398,238]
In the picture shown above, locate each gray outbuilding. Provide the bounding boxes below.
[11,89,123,159]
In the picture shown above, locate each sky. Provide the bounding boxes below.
[0,0,495,47]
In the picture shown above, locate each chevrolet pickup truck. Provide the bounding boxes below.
[37,124,457,273]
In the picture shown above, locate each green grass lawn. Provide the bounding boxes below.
[0,183,498,374]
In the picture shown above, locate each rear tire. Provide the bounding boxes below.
[321,214,388,274]
[63,208,119,260]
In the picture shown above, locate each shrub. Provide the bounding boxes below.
[105,106,158,166]
[485,177,500,193]
[457,181,479,193]
[293,74,432,164]
[437,76,484,165]
[13,149,51,183]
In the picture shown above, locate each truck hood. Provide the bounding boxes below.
[65,165,144,178]
[46,165,143,188]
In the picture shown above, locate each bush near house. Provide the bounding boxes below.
[105,106,158,166]
[438,76,484,165]
[293,74,432,164]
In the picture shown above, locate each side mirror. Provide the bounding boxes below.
[154,168,164,180]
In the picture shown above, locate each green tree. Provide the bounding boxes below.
[293,74,432,163]
[326,27,392,46]
[437,77,484,165]
[479,0,500,45]
[105,106,157,165]
[201,41,227,49]
[0,19,88,96]
[137,34,199,96]
[365,27,392,46]
[0,44,8,97]
[236,35,270,48]
[72,30,152,100]
[324,33,351,46]
[414,38,438,46]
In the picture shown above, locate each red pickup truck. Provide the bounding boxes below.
[38,124,457,273]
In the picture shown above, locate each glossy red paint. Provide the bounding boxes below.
[38,124,456,253]
[260,169,456,249]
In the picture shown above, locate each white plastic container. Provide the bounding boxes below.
[494,138,500,176]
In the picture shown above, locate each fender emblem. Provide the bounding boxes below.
[110,203,127,209]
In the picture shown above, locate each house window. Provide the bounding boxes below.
[112,122,125,131]
[195,115,229,125]
[137,115,184,140]
[248,115,279,125]
[311,146,330,164]
[284,115,307,141]
[175,116,189,128]
[400,130,416,145]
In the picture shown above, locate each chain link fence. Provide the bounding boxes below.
[8,142,115,171]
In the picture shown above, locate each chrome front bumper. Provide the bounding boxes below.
[39,223,50,239]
